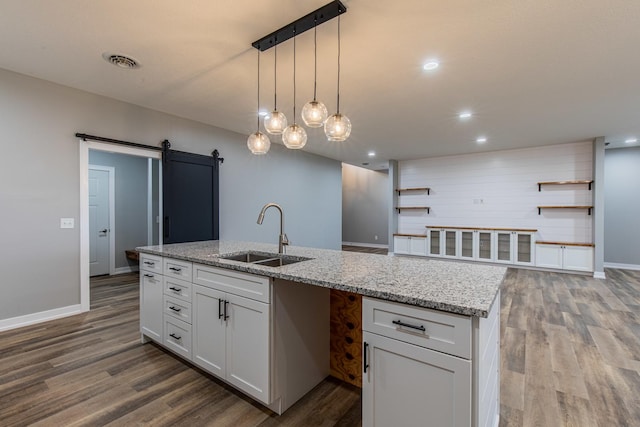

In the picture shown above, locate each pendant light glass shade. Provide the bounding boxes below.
[324,113,351,141]
[282,123,307,149]
[302,101,328,127]
[264,111,287,135]
[248,50,271,154]
[247,131,271,154]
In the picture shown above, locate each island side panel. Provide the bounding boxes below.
[329,289,362,387]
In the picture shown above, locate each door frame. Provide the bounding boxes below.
[88,164,116,276]
[80,140,162,312]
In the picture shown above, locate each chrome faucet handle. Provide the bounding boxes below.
[282,233,289,245]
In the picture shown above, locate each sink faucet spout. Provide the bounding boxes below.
[257,203,289,254]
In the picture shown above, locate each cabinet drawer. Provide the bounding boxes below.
[163,258,193,282]
[164,276,192,303]
[163,296,192,324]
[193,264,271,303]
[164,316,192,360]
[140,253,163,274]
[362,297,471,359]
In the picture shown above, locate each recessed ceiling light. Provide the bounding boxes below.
[459,111,472,120]
[102,53,140,69]
[423,61,439,71]
[625,138,637,144]
[368,151,376,157]
[476,136,487,143]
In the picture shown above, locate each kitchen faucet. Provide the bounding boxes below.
[257,203,289,254]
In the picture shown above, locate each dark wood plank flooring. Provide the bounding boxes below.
[1,261,639,426]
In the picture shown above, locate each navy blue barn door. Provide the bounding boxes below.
[162,140,222,244]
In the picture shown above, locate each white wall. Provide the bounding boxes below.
[604,146,640,266]
[398,142,593,243]
[342,164,389,245]
[0,68,341,324]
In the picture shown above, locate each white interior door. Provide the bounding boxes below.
[89,167,111,276]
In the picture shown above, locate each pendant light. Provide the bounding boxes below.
[282,31,308,149]
[324,15,351,142]
[301,19,328,127]
[247,51,271,155]
[264,40,288,135]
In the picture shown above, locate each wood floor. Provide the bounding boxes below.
[1,262,639,426]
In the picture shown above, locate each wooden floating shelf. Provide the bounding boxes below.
[536,241,594,247]
[537,206,593,215]
[425,226,538,232]
[537,180,593,191]
[393,233,427,237]
[395,206,430,214]
[396,187,431,195]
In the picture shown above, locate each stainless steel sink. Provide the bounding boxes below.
[218,251,311,267]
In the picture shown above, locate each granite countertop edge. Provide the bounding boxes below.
[137,241,506,318]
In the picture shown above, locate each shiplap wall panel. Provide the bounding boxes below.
[398,142,593,243]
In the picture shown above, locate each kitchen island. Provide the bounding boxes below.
[137,240,505,426]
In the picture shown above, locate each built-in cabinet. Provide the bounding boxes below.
[535,242,594,272]
[393,234,427,256]
[362,294,500,427]
[140,253,163,343]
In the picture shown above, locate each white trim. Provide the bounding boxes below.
[114,266,139,275]
[342,241,389,249]
[604,262,640,271]
[89,165,116,276]
[147,158,153,245]
[593,271,606,279]
[0,304,82,332]
[80,139,162,314]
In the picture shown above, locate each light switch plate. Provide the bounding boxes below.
[60,218,75,229]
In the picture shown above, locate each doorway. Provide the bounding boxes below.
[88,165,115,276]
[79,140,162,312]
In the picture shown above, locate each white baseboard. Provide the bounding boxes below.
[593,271,606,279]
[114,266,139,275]
[0,304,84,333]
[342,241,389,249]
[603,262,640,271]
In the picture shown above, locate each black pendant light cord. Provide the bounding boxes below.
[293,29,297,122]
[274,41,278,110]
[257,51,261,130]
[336,16,341,114]
[313,20,318,102]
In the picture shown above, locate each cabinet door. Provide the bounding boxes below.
[362,332,471,427]
[514,233,534,265]
[477,231,493,261]
[428,229,442,256]
[460,231,475,259]
[409,236,427,256]
[563,246,594,272]
[225,293,271,404]
[394,236,410,255]
[192,284,226,377]
[535,244,563,269]
[140,272,163,342]
[494,232,513,263]
[443,230,458,258]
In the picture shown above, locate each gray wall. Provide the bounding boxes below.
[342,163,389,245]
[89,151,155,269]
[604,146,640,265]
[0,68,341,322]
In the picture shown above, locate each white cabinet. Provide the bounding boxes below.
[459,230,494,261]
[140,254,163,343]
[428,228,442,256]
[536,243,593,272]
[192,265,271,404]
[427,228,459,258]
[494,231,535,265]
[393,235,427,256]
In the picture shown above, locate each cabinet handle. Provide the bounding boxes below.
[224,300,230,321]
[363,342,369,373]
[169,286,182,292]
[392,319,427,333]
[169,333,181,341]
[143,261,155,266]
[169,267,182,272]
[169,306,182,313]
[218,299,224,319]
[144,274,154,278]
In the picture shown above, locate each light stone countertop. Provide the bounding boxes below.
[136,240,506,318]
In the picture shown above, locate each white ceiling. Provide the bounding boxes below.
[1,0,639,167]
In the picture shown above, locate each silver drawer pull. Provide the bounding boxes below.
[169,306,182,313]
[169,333,182,341]
[169,267,182,272]
[392,319,427,333]
[144,274,154,278]
[169,286,182,293]
[144,261,155,266]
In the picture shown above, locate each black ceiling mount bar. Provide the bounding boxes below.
[75,133,162,151]
[251,0,347,52]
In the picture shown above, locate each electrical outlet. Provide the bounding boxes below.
[60,218,75,229]
[374,235,378,240]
